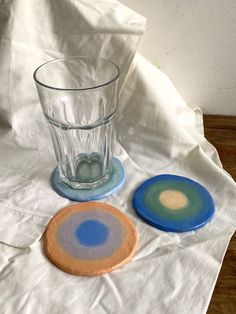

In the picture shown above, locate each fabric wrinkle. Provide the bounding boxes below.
[0,1,235,313]
[102,274,124,308]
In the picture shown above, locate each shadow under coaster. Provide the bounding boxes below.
[51,158,126,201]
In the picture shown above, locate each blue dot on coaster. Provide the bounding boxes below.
[75,220,110,247]
[133,174,216,232]
[51,158,125,201]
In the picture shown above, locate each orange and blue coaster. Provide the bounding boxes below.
[51,158,126,201]
[133,174,215,233]
[44,202,138,276]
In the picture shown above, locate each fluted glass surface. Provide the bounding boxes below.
[33,57,119,189]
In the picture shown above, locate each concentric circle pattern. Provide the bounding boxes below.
[133,174,215,232]
[44,202,138,276]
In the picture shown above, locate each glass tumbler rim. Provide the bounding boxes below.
[33,56,120,92]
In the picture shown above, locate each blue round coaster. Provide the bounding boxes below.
[133,174,215,233]
[51,158,126,201]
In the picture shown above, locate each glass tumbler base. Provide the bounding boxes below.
[51,158,126,201]
[59,169,111,190]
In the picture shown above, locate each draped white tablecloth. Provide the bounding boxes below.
[0,1,235,313]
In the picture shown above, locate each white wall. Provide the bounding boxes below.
[121,0,236,115]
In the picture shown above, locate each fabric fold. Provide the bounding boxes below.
[0,1,235,314]
[0,0,146,247]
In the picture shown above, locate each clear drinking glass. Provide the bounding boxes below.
[33,57,119,189]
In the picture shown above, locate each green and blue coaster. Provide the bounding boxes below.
[51,158,125,202]
[133,174,215,233]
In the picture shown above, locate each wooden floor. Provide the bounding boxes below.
[203,115,236,314]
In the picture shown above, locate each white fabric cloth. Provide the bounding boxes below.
[0,1,235,314]
[0,0,145,248]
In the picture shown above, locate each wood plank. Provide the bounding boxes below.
[204,115,236,130]
[203,115,236,314]
[204,127,236,180]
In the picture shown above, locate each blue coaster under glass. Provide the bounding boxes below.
[51,158,125,202]
[133,174,215,233]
